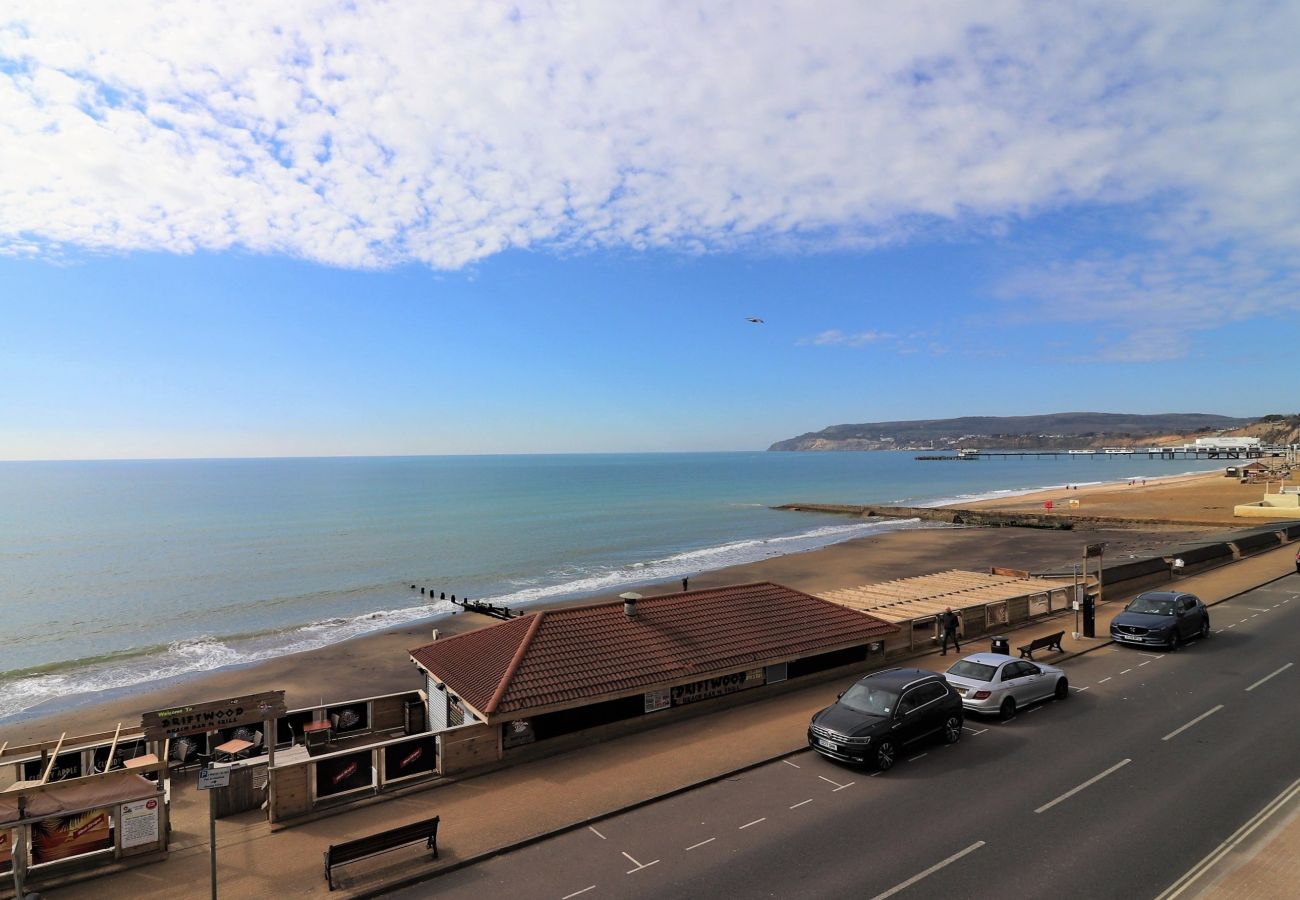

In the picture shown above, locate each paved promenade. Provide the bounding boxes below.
[21,544,1300,900]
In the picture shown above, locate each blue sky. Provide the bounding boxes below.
[2,2,1298,459]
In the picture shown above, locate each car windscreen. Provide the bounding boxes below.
[946,661,997,682]
[839,683,899,717]
[1127,596,1175,615]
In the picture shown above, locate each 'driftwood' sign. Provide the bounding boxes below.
[141,690,287,740]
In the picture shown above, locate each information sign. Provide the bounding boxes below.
[120,798,160,848]
[198,767,231,791]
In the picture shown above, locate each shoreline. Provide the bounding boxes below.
[0,464,1269,746]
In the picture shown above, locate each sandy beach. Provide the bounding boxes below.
[0,465,1277,748]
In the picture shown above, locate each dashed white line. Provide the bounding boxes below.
[1163,705,1224,741]
[1139,660,1152,667]
[562,886,597,899]
[783,759,801,769]
[1098,676,1112,683]
[790,799,814,810]
[1228,623,1238,628]
[1246,607,1271,613]
[1120,668,1132,675]
[963,725,989,734]
[908,753,928,762]
[868,841,986,900]
[739,817,766,830]
[818,775,848,789]
[1245,663,1294,692]
[1036,759,1131,813]
[833,781,857,792]
[1071,686,1090,693]
[588,826,606,840]
[685,837,716,851]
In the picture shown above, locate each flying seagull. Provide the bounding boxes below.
[746,317,764,324]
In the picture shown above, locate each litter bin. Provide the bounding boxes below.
[990,636,1010,655]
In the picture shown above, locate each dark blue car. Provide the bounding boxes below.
[1110,590,1210,650]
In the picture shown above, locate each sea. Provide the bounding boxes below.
[0,451,1219,723]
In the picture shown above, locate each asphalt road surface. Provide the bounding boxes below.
[393,576,1300,900]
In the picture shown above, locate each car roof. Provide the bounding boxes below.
[954,652,1015,666]
[1135,591,1193,601]
[858,667,940,689]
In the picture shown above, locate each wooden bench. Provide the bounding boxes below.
[324,815,440,891]
[1018,631,1065,660]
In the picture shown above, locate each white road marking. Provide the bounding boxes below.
[790,799,814,810]
[739,817,766,830]
[1245,662,1294,692]
[833,781,857,792]
[783,759,801,769]
[1028,706,1043,713]
[1098,676,1112,683]
[622,851,659,874]
[562,886,597,899]
[1120,668,1132,675]
[1245,607,1270,612]
[1228,623,1238,628]
[1155,775,1300,900]
[685,837,716,851]
[818,775,847,789]
[588,826,606,840]
[1213,630,1223,634]
[1140,652,1161,658]
[1139,660,1152,667]
[908,753,928,762]
[1238,620,1248,624]
[1072,686,1090,693]
[868,841,986,900]
[1162,705,1224,741]
[1036,759,1132,813]
[963,725,988,734]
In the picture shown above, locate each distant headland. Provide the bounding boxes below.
[767,412,1300,452]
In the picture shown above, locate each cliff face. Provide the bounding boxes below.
[768,412,1267,452]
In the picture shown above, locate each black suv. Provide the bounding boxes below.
[808,668,963,770]
[1110,590,1210,650]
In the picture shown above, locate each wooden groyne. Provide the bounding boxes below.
[775,503,1074,529]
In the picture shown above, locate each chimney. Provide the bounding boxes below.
[620,591,642,618]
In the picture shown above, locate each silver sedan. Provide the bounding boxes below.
[943,652,1069,720]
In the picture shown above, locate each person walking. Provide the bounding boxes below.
[940,606,961,656]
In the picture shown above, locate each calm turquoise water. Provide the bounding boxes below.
[0,452,1217,720]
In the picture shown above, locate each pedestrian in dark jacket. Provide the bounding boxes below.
[940,607,961,656]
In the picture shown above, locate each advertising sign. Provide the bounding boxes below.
[314,750,373,798]
[382,737,438,780]
[120,798,160,849]
[0,828,12,873]
[670,669,764,706]
[32,808,112,863]
[643,688,671,713]
[501,719,536,749]
[22,751,83,783]
[141,690,286,740]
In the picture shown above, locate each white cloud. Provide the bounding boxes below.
[798,329,895,348]
[0,0,1297,277]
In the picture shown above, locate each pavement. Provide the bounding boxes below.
[17,544,1300,900]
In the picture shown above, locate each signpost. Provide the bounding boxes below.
[198,765,231,900]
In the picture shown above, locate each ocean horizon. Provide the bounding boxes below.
[0,451,1221,723]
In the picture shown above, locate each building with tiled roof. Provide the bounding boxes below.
[410,582,896,756]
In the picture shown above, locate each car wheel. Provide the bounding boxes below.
[999,697,1016,721]
[1200,618,1211,639]
[875,740,896,771]
[1054,677,1069,700]
[942,715,962,744]
[1170,631,1183,651]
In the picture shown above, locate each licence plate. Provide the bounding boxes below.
[815,738,837,751]
[955,687,967,696]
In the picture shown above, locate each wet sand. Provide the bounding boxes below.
[0,465,1267,748]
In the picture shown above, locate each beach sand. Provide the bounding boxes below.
[0,466,1269,748]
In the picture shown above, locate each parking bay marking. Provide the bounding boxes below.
[685,837,715,851]
[1162,705,1224,741]
[867,841,985,900]
[819,775,850,790]
[790,799,814,810]
[783,759,801,769]
[1036,759,1132,813]
[588,826,606,840]
[622,851,659,874]
[739,817,766,830]
[562,886,597,899]
[1245,663,1294,692]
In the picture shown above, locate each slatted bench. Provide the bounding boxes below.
[324,814,440,891]
[1018,631,1065,660]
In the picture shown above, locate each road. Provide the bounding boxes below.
[393,576,1300,900]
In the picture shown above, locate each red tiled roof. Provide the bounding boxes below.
[409,582,897,718]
